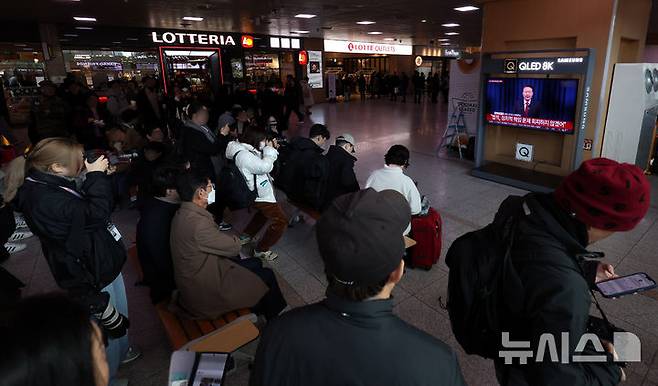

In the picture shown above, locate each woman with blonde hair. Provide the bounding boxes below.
[5,137,136,381]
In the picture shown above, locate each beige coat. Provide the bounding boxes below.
[170,202,268,319]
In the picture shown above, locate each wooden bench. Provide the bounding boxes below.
[155,302,255,350]
[284,202,416,249]
[126,244,258,351]
[404,236,416,249]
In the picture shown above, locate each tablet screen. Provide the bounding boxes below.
[190,353,229,386]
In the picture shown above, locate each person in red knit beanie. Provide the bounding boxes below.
[494,157,650,386]
[555,157,650,234]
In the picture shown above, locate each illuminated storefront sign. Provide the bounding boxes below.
[151,31,237,46]
[323,39,412,56]
[298,50,308,65]
[241,35,254,48]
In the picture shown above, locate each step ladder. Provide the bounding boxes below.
[438,105,469,159]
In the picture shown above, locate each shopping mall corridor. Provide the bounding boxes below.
[3,99,658,386]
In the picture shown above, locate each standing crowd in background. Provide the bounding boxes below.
[327,70,449,104]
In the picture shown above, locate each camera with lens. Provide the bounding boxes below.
[85,150,139,165]
[266,131,287,146]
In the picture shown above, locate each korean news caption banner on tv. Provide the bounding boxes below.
[485,77,579,134]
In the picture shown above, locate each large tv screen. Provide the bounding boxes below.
[485,78,579,134]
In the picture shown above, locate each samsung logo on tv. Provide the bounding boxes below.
[557,57,584,63]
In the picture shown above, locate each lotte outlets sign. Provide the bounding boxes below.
[324,39,412,56]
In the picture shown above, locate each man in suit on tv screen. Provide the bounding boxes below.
[513,85,542,118]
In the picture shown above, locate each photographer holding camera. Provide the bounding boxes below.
[4,137,138,382]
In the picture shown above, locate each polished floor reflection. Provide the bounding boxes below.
[4,99,658,386]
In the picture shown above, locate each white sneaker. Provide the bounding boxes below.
[14,218,27,229]
[14,213,27,229]
[254,250,278,261]
[5,243,26,254]
[8,230,33,242]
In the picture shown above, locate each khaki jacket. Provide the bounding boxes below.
[170,202,268,319]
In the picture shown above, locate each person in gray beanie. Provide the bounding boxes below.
[250,188,465,386]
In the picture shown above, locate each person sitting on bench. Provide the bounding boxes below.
[250,189,465,386]
[322,133,359,210]
[136,166,181,304]
[365,145,421,235]
[169,171,287,320]
[277,124,331,209]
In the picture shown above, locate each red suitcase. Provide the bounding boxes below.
[409,207,442,270]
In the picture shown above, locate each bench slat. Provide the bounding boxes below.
[179,318,203,342]
[155,303,189,350]
[196,320,216,335]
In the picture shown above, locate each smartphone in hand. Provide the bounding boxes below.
[596,272,656,298]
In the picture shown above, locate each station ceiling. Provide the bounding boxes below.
[0,0,487,48]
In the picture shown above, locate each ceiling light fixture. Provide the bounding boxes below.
[63,34,79,37]
[442,23,460,27]
[126,38,139,41]
[454,5,479,12]
[356,21,376,25]
[367,31,383,35]
[182,16,204,21]
[445,32,460,36]
[73,16,96,22]
[291,30,310,34]
[441,43,451,46]
[75,26,93,30]
[383,38,395,41]
[295,14,316,19]
[14,43,27,47]
[421,19,427,23]
[112,41,122,44]
[438,38,450,42]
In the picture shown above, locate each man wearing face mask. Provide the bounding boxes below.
[169,171,287,320]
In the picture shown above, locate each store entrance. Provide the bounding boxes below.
[159,47,222,97]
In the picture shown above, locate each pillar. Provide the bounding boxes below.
[39,23,67,82]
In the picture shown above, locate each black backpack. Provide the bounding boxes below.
[445,195,525,359]
[217,151,258,210]
[302,155,330,210]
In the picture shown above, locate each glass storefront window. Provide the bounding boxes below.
[63,50,159,88]
[245,53,280,87]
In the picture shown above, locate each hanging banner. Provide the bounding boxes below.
[307,50,323,89]
[327,73,337,100]
[447,56,481,135]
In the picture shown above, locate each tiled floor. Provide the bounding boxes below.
[3,98,658,385]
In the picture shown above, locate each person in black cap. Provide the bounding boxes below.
[250,188,466,386]
[322,133,359,210]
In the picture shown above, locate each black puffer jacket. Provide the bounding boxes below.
[277,137,328,209]
[15,169,126,312]
[498,193,622,385]
[323,145,359,209]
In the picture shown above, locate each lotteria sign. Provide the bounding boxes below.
[324,39,412,56]
[151,31,237,46]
